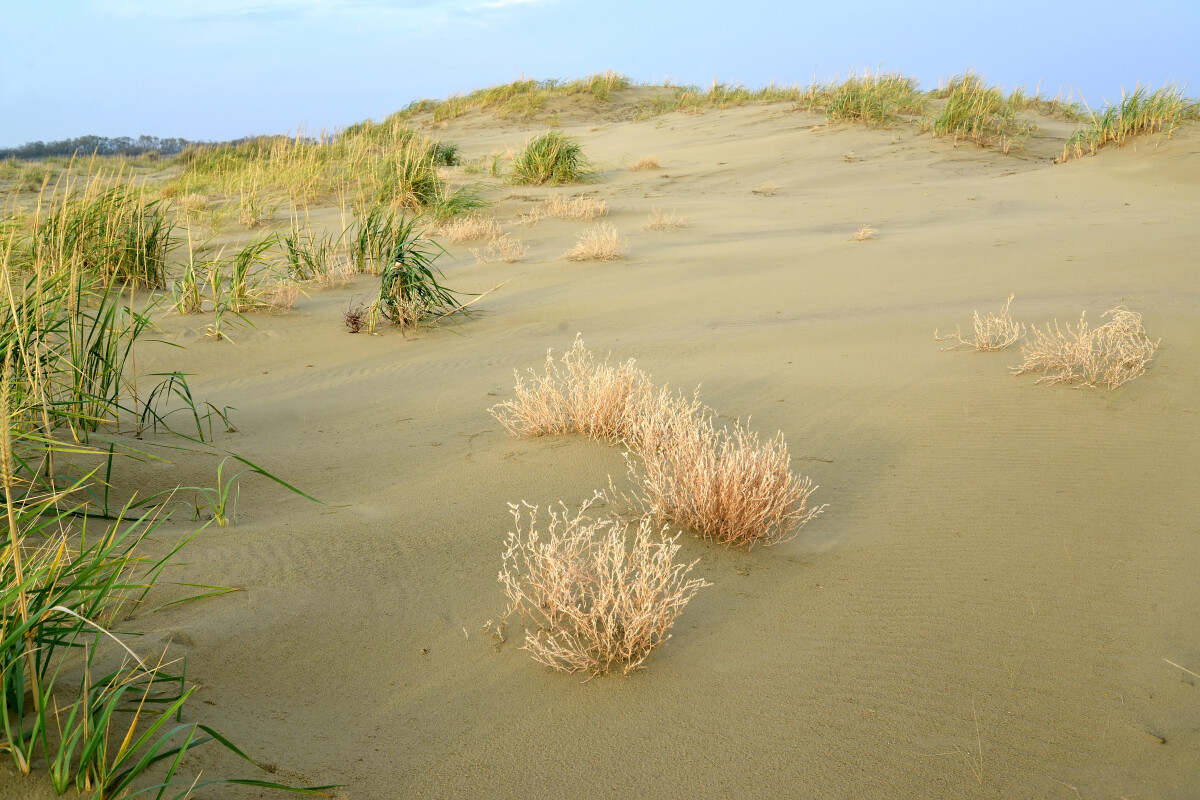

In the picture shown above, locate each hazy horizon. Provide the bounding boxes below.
[2,0,1198,149]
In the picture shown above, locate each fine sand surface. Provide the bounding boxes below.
[10,99,1198,798]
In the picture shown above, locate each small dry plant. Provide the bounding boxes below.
[255,282,300,312]
[500,498,709,676]
[629,414,826,548]
[1012,307,1160,389]
[629,156,661,171]
[752,181,780,196]
[472,233,527,263]
[344,299,370,333]
[643,208,689,231]
[936,294,1025,351]
[524,194,608,224]
[310,261,356,289]
[564,223,627,261]
[853,224,878,241]
[437,212,502,243]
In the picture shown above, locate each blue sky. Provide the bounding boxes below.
[2,0,1197,147]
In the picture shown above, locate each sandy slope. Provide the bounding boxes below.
[9,99,1197,799]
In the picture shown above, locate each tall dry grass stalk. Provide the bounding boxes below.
[492,337,825,547]
[564,223,626,261]
[936,294,1025,351]
[1012,306,1159,389]
[500,497,708,676]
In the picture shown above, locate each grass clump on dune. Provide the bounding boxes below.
[826,71,925,126]
[499,497,709,676]
[510,131,592,185]
[927,73,1036,153]
[1012,306,1159,389]
[1059,83,1200,160]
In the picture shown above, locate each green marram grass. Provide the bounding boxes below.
[510,131,592,186]
[1060,83,1200,160]
[926,73,1036,153]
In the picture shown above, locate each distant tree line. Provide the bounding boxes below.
[0,135,217,160]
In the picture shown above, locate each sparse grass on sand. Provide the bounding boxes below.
[510,131,592,185]
[406,71,631,123]
[926,73,1036,153]
[563,223,626,261]
[436,211,502,243]
[1060,84,1200,161]
[491,337,826,547]
[499,497,709,676]
[936,294,1025,351]
[629,156,661,171]
[471,233,527,264]
[853,224,877,241]
[1012,306,1160,389]
[643,208,688,231]
[524,194,607,224]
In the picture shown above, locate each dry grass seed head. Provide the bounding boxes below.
[500,497,709,676]
[471,233,527,264]
[642,208,689,231]
[629,156,661,171]
[1012,306,1159,389]
[564,223,627,261]
[936,294,1025,351]
[853,224,878,241]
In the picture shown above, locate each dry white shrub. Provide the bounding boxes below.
[257,283,300,311]
[524,195,608,224]
[500,497,709,676]
[752,181,780,196]
[1012,306,1160,389]
[642,208,689,231]
[629,156,661,171]
[310,261,356,289]
[471,233,527,264]
[564,223,627,262]
[629,414,826,549]
[853,224,878,241]
[492,337,825,548]
[490,336,655,443]
[437,212,503,243]
[936,294,1025,351]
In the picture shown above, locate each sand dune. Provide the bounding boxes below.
[8,95,1196,798]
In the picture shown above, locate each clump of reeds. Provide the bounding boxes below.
[927,73,1035,153]
[499,497,708,676]
[1060,83,1200,160]
[437,212,502,243]
[935,294,1025,351]
[510,131,592,185]
[371,215,467,331]
[1012,306,1159,389]
[564,223,627,261]
[643,208,688,231]
[629,156,661,171]
[826,71,925,126]
[471,234,527,264]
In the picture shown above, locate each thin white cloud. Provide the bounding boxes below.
[474,0,547,9]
